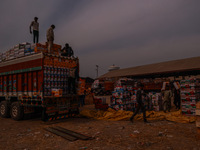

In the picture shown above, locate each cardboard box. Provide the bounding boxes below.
[196,116,200,127]
[51,88,63,97]
[196,109,200,116]
[197,102,200,109]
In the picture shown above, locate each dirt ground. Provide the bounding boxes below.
[0,105,200,150]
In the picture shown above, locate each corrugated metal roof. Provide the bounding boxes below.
[99,56,200,79]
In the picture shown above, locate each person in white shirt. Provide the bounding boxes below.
[30,17,39,43]
[46,25,55,53]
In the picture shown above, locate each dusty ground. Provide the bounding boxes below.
[0,105,200,150]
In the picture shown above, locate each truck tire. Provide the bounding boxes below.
[10,102,24,121]
[0,101,10,118]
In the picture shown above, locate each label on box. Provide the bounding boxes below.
[196,109,200,116]
[196,116,200,127]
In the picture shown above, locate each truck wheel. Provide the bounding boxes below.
[0,101,10,118]
[10,102,24,121]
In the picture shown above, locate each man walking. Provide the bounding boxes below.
[130,82,148,123]
[30,17,39,43]
[46,24,55,53]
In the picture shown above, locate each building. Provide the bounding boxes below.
[99,56,200,81]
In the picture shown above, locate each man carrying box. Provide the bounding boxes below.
[46,25,55,54]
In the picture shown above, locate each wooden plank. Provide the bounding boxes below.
[53,126,92,140]
[44,127,77,141]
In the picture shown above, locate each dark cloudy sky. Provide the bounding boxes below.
[0,0,200,78]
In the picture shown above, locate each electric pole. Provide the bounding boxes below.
[96,65,99,78]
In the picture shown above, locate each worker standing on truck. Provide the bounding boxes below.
[46,24,55,53]
[61,43,74,57]
[30,17,39,43]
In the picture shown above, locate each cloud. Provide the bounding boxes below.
[0,0,200,78]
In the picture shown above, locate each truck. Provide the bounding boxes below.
[92,80,114,96]
[0,43,80,121]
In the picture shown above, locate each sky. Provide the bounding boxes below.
[0,0,200,79]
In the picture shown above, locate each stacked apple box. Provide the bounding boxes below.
[196,101,200,137]
[110,79,137,111]
[180,78,200,116]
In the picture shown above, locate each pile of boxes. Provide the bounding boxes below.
[0,42,62,62]
[196,101,200,136]
[110,79,137,111]
[0,43,34,62]
[43,56,69,96]
[180,78,200,115]
[148,92,162,111]
[110,78,163,112]
[43,56,78,97]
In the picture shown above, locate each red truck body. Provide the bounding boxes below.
[0,52,79,121]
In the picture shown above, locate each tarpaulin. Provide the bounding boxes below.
[80,108,196,123]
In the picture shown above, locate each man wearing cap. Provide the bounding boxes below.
[130,82,148,123]
[30,17,39,43]
[46,25,55,53]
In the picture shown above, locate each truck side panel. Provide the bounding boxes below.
[8,75,12,96]
[17,74,22,97]
[13,74,17,96]
[3,76,7,96]
[28,72,32,97]
[23,73,28,96]
[33,72,37,97]
[37,70,43,97]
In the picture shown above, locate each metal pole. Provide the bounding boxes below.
[96,65,99,78]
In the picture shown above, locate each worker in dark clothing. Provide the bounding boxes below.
[61,43,74,57]
[68,68,76,94]
[173,88,180,110]
[80,90,86,107]
[68,65,79,94]
[130,82,148,123]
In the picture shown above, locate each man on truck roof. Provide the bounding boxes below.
[46,24,55,54]
[61,43,74,57]
[30,17,39,43]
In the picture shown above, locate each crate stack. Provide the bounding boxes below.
[148,92,162,111]
[0,42,62,62]
[0,42,35,62]
[94,97,108,110]
[43,56,68,96]
[42,55,78,97]
[180,78,200,115]
[110,79,137,111]
[196,101,200,136]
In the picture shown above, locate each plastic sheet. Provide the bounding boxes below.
[80,108,196,123]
